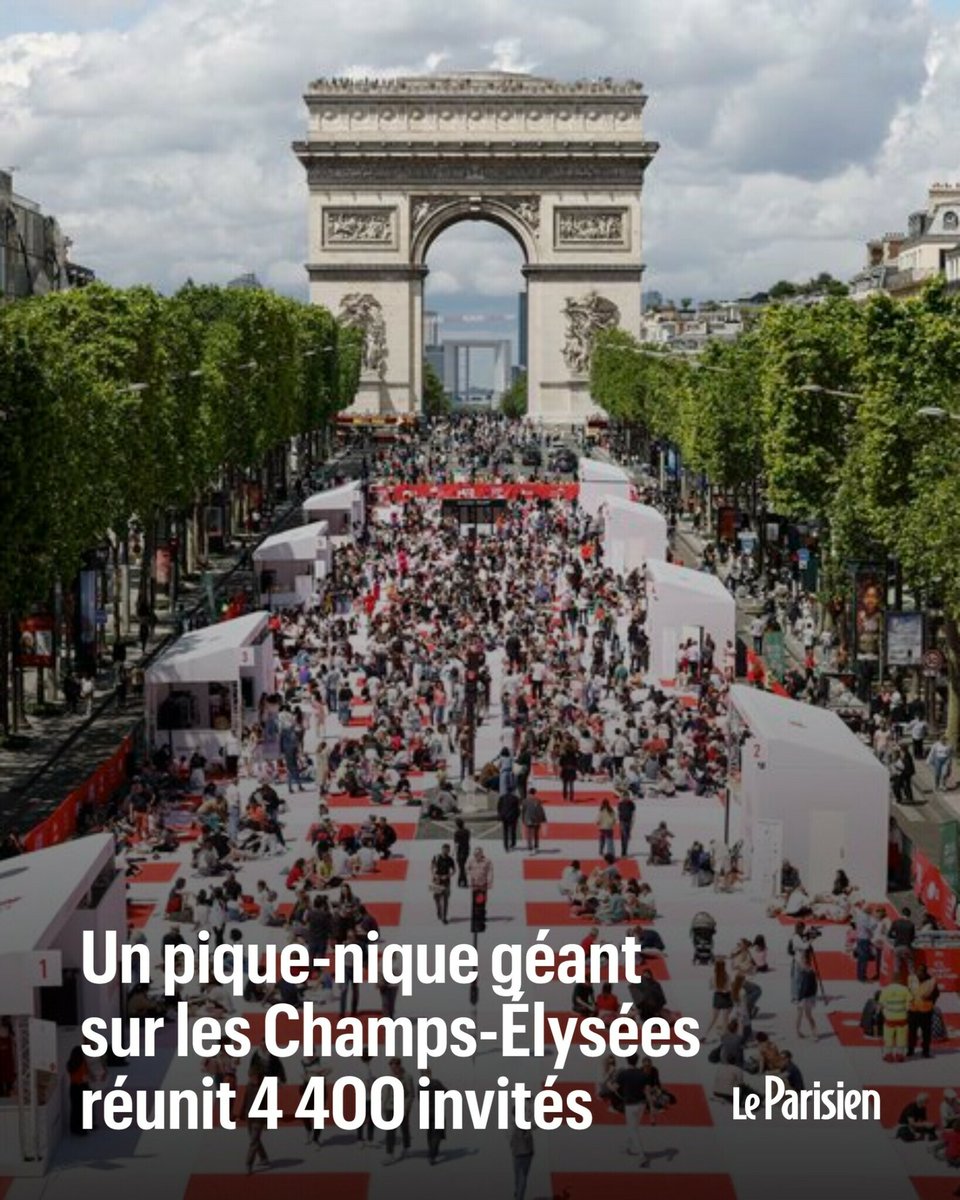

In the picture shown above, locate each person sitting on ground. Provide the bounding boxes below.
[895,1093,937,1142]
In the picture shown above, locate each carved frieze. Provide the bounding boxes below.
[409,193,540,235]
[305,157,653,189]
[555,207,628,247]
[323,207,396,247]
[562,291,621,374]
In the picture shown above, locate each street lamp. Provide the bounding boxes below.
[917,405,960,424]
[798,382,862,400]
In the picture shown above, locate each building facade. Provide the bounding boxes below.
[850,184,960,300]
[0,171,90,302]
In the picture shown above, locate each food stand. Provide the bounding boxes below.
[145,611,274,760]
[252,520,331,609]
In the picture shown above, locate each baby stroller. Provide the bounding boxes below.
[690,912,717,965]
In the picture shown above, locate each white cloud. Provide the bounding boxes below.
[0,0,958,307]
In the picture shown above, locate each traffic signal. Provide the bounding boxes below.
[470,889,487,934]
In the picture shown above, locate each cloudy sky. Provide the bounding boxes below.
[4,0,960,352]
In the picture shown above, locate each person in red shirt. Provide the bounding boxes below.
[596,982,619,1021]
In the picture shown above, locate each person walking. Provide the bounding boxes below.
[280,722,305,794]
[612,1053,651,1168]
[559,738,579,803]
[910,715,928,763]
[596,799,616,859]
[907,963,938,1059]
[382,1059,413,1164]
[421,1068,446,1165]
[498,789,520,852]
[467,847,494,896]
[794,948,819,1040]
[617,794,636,858]
[522,788,546,855]
[854,904,878,983]
[242,1067,270,1173]
[453,818,471,887]
[430,844,455,924]
[80,674,95,717]
[509,1115,535,1200]
[927,736,954,792]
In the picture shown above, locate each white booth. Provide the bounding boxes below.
[645,558,736,683]
[253,520,331,609]
[578,457,633,518]
[303,480,365,538]
[145,611,275,760]
[603,496,668,575]
[0,834,124,1175]
[726,685,889,900]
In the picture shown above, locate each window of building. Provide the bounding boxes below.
[944,210,959,231]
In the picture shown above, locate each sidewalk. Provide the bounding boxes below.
[0,460,345,837]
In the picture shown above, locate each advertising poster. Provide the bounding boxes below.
[853,565,884,662]
[885,610,923,667]
[18,615,54,668]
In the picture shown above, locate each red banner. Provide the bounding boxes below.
[371,482,579,503]
[23,733,133,852]
[912,846,958,930]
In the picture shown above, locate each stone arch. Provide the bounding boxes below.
[294,71,657,423]
[411,197,537,268]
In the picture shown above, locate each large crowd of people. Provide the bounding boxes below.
[52,413,958,1184]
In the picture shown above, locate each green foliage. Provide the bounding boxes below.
[758,298,863,521]
[422,359,450,417]
[500,371,528,420]
[0,282,351,616]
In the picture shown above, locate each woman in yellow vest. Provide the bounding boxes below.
[878,973,912,1062]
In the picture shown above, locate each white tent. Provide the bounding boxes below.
[603,496,668,574]
[726,684,889,899]
[0,834,123,1174]
[253,520,331,608]
[578,457,633,517]
[303,480,365,537]
[645,558,736,683]
[145,611,274,759]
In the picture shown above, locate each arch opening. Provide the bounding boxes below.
[422,216,527,413]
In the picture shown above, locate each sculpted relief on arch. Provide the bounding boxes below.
[562,291,621,374]
[338,292,388,377]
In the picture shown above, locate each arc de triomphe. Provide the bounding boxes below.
[293,71,658,424]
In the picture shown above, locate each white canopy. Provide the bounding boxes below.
[0,833,114,956]
[727,685,888,898]
[145,611,269,685]
[253,520,329,565]
[303,480,365,533]
[578,457,633,517]
[645,558,736,682]
[603,496,668,574]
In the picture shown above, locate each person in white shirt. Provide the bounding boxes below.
[559,862,582,899]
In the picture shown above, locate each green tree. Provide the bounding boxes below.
[422,360,450,417]
[500,371,528,419]
[758,298,863,522]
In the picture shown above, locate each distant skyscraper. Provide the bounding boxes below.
[517,291,528,370]
[227,272,262,290]
[642,289,663,311]
[424,309,441,347]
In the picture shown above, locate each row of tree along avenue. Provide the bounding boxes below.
[590,279,960,741]
[0,281,362,733]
